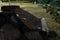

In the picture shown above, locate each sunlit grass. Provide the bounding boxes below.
[20,3,60,32]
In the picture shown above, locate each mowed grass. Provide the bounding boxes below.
[20,3,60,31]
[0,3,60,32]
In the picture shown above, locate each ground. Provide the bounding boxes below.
[0,2,60,32]
[0,2,60,40]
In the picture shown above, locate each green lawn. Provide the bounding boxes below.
[20,3,60,31]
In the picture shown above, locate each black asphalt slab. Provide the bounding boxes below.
[1,5,42,29]
[1,6,49,40]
